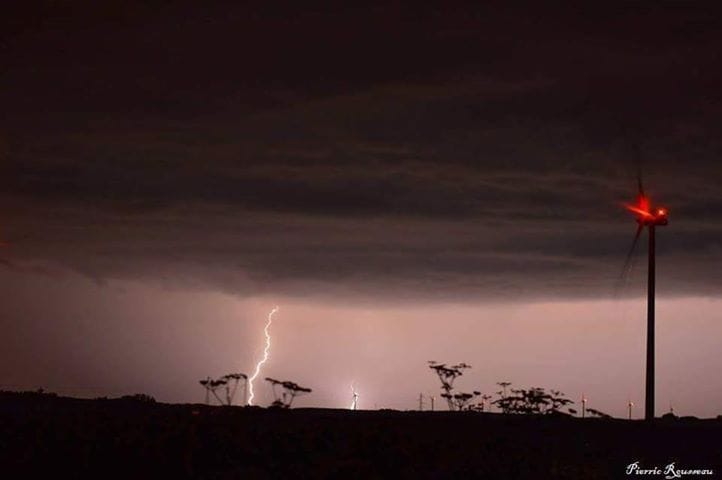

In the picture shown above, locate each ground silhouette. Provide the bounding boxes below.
[0,391,720,479]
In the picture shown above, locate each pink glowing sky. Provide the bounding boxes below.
[2,268,720,418]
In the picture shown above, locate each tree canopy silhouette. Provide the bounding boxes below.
[199,373,248,406]
[427,361,480,411]
[265,378,312,408]
[220,373,248,406]
[492,384,574,415]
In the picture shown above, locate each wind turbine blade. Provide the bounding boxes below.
[632,142,645,198]
[621,224,644,278]
[615,224,644,297]
[621,124,645,198]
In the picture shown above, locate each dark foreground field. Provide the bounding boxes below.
[1,392,720,479]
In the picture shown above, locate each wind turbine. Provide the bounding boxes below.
[622,173,669,421]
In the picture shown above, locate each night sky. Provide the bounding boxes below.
[1,2,721,416]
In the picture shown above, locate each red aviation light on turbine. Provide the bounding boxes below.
[654,207,669,225]
[625,194,669,226]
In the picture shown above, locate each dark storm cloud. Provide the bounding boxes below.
[1,2,722,300]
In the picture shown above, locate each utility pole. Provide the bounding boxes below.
[430,396,435,411]
[581,394,587,418]
[418,393,424,411]
[628,400,634,420]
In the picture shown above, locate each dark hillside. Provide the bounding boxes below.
[0,392,719,479]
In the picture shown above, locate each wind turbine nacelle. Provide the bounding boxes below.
[627,199,669,226]
[640,207,669,226]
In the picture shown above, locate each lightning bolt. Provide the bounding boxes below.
[247,306,278,406]
[349,382,359,410]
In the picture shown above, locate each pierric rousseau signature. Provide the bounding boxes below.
[626,462,714,479]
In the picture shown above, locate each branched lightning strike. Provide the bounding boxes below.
[247,306,278,405]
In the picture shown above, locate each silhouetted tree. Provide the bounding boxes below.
[209,378,227,405]
[200,373,248,406]
[547,389,574,413]
[427,361,479,411]
[199,377,212,404]
[220,373,248,406]
[496,381,512,398]
[454,391,481,410]
[199,376,228,405]
[472,394,493,412]
[265,377,312,408]
[493,385,574,415]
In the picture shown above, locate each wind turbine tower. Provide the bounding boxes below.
[623,178,669,421]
